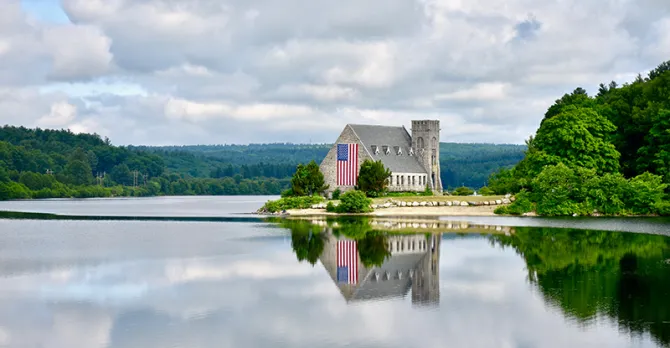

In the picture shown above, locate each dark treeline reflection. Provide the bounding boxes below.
[279,218,670,345]
[490,228,670,347]
[280,217,441,305]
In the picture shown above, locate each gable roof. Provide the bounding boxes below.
[348,124,426,174]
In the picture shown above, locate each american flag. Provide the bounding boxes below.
[337,239,358,284]
[337,143,359,186]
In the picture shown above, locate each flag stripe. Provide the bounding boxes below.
[336,143,358,186]
[337,240,358,284]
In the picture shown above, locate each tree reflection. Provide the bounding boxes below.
[491,228,670,346]
[280,218,391,268]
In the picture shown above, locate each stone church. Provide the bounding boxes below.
[320,120,442,195]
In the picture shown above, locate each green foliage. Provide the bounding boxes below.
[335,190,372,213]
[452,186,474,196]
[493,60,670,215]
[494,190,533,215]
[0,126,291,200]
[624,172,668,215]
[261,195,325,213]
[478,186,495,196]
[289,160,328,196]
[356,159,391,197]
[422,184,433,196]
[0,181,31,200]
[326,201,336,212]
[653,201,670,216]
[487,167,521,194]
[331,188,341,200]
[530,106,620,176]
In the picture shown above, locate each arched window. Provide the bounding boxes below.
[417,137,425,149]
[431,136,437,149]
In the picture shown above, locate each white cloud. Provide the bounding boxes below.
[0,0,668,144]
[37,101,77,127]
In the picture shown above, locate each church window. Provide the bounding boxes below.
[417,137,425,149]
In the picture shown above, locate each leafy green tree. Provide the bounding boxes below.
[65,159,93,185]
[531,163,583,216]
[110,164,133,186]
[356,159,391,197]
[478,186,495,196]
[290,160,328,196]
[624,172,667,215]
[336,190,372,213]
[583,173,628,215]
[532,106,620,175]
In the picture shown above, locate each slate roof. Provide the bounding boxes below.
[347,252,427,302]
[348,124,427,174]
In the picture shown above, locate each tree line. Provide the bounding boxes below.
[490,60,670,216]
[0,126,288,200]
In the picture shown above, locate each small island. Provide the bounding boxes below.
[261,60,670,218]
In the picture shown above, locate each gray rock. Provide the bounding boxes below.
[502,198,511,204]
[460,201,469,206]
[446,201,453,206]
[420,201,427,206]
[412,202,419,207]
[495,200,502,205]
[484,201,490,206]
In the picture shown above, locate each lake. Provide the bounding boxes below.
[0,196,669,348]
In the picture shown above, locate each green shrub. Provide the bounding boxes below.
[583,172,628,215]
[452,186,474,196]
[336,190,372,213]
[624,172,668,215]
[478,186,495,196]
[494,190,534,215]
[261,195,325,213]
[653,200,670,216]
[331,188,341,200]
[326,201,336,212]
[0,182,31,200]
[422,184,433,196]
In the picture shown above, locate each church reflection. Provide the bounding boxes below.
[318,230,441,306]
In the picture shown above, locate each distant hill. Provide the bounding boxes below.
[136,142,527,189]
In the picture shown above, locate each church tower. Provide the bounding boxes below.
[411,120,443,192]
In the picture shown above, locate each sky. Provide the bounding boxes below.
[1,0,669,146]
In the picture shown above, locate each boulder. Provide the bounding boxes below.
[383,202,392,208]
[412,202,419,207]
[452,201,461,206]
[484,201,490,206]
[401,201,407,207]
[446,201,453,206]
[420,201,427,206]
[460,201,469,206]
[510,196,516,202]
[502,198,511,204]
[489,200,496,205]
[468,201,477,206]
[495,200,502,205]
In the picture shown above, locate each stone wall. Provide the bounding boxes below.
[319,125,373,196]
[387,172,427,192]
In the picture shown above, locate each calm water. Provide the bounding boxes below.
[0,196,669,348]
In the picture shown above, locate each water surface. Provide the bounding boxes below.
[0,197,668,348]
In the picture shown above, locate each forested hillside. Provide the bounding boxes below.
[0,126,287,200]
[137,142,526,190]
[0,125,525,200]
[491,60,670,216]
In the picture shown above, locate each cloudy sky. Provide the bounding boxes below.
[1,0,669,145]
